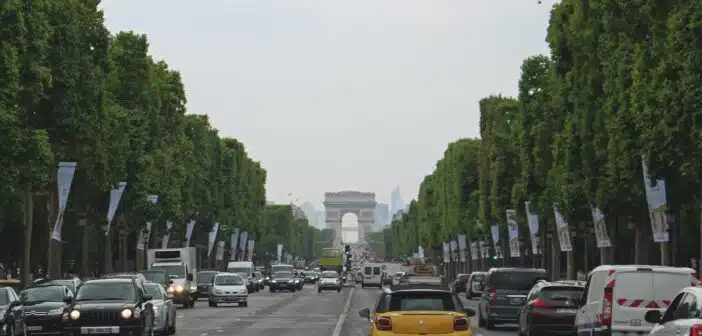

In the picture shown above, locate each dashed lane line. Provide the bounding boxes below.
[331,286,355,336]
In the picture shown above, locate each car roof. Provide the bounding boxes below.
[199,270,217,274]
[383,287,453,295]
[216,272,243,277]
[85,278,134,284]
[488,267,547,273]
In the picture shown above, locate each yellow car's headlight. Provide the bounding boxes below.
[120,309,132,319]
[69,310,80,320]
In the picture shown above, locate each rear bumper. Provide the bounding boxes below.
[209,295,247,303]
[64,325,141,336]
[486,305,520,323]
[270,283,296,290]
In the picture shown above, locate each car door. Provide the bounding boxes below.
[8,288,24,335]
[162,286,175,323]
[519,285,540,332]
[649,292,687,336]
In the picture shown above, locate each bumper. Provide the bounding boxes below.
[270,283,296,290]
[171,292,192,304]
[209,295,248,303]
[24,316,65,335]
[318,285,341,290]
[485,305,520,323]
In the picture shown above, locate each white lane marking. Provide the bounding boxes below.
[331,286,355,336]
[199,333,207,336]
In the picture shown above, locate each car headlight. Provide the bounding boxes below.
[265,277,270,281]
[152,306,158,315]
[215,289,224,294]
[271,279,277,283]
[167,286,174,293]
[48,308,64,315]
[69,310,80,320]
[175,285,184,292]
[120,309,132,319]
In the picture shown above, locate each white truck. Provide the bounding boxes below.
[147,247,198,308]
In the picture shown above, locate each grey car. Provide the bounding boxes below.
[144,282,176,335]
[477,267,548,330]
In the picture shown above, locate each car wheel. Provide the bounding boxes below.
[337,288,341,293]
[291,288,296,293]
[486,316,495,330]
[318,288,322,293]
[168,316,176,335]
[6,321,13,336]
[270,288,275,292]
[478,310,486,328]
[208,301,217,307]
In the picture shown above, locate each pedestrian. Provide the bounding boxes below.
[577,270,586,281]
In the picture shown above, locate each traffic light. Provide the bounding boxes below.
[344,245,352,265]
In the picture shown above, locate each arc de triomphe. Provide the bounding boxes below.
[323,191,376,245]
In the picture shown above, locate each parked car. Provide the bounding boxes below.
[517,280,584,335]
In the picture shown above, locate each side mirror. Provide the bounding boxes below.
[63,296,72,304]
[645,310,662,324]
[166,280,173,285]
[464,308,476,317]
[142,294,153,301]
[358,308,370,319]
[8,300,21,309]
[186,274,194,281]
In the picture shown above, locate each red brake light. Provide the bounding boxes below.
[489,285,496,304]
[376,317,392,331]
[454,316,469,331]
[690,324,702,336]
[531,299,549,308]
[601,287,613,326]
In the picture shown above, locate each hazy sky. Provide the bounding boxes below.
[100,0,556,210]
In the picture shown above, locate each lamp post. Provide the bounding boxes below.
[142,195,159,270]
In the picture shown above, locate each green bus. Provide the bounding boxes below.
[320,248,343,273]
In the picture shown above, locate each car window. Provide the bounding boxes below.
[198,272,216,283]
[538,287,584,301]
[490,272,547,290]
[373,293,388,314]
[0,290,8,305]
[373,267,381,275]
[661,292,687,323]
[215,275,244,286]
[472,274,485,282]
[77,282,136,301]
[144,284,165,299]
[388,291,456,312]
[674,292,700,320]
[365,267,372,275]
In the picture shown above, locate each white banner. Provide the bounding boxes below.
[442,242,450,263]
[506,209,520,257]
[51,162,77,241]
[239,231,248,252]
[470,242,478,260]
[591,206,612,247]
[524,201,540,254]
[641,157,669,242]
[229,229,240,261]
[247,240,255,261]
[207,222,220,257]
[457,234,467,262]
[553,206,573,251]
[480,241,489,259]
[105,181,127,236]
[215,241,225,260]
[183,219,195,247]
[161,220,174,249]
[136,195,158,250]
[490,224,500,256]
[277,244,283,263]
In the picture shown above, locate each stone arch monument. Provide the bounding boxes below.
[324,191,376,245]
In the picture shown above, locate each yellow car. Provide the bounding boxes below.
[358,288,476,335]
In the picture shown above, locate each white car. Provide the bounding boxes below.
[646,286,702,335]
[208,273,248,307]
[317,271,342,293]
[574,265,697,335]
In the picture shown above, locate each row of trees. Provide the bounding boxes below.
[0,0,318,282]
[390,0,702,279]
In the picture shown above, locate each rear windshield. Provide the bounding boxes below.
[389,292,458,312]
[491,272,547,290]
[365,267,372,275]
[373,267,381,275]
[198,272,216,283]
[472,274,485,282]
[538,286,584,301]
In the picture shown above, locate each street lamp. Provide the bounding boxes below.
[142,194,159,270]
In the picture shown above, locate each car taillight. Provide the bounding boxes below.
[690,324,702,336]
[531,299,549,308]
[601,287,613,326]
[454,316,469,331]
[375,316,392,331]
[490,285,496,304]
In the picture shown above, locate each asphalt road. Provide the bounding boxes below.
[174,283,518,336]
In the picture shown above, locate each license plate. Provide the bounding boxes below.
[556,308,577,314]
[510,298,524,305]
[26,326,42,331]
[81,327,119,334]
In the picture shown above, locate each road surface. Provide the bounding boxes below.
[175,283,517,336]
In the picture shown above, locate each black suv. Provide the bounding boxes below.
[477,267,548,330]
[63,278,154,336]
[517,280,584,335]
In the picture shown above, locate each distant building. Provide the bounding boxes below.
[374,203,389,230]
[291,204,307,219]
[300,202,317,226]
[390,186,405,218]
[314,210,325,230]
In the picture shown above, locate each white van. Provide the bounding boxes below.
[361,263,384,288]
[227,261,257,292]
[575,265,698,335]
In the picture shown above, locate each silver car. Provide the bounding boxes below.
[209,273,248,307]
[317,271,342,293]
[144,282,176,335]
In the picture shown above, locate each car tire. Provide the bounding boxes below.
[478,310,486,328]
[337,288,341,293]
[168,316,176,335]
[291,288,296,293]
[270,288,275,292]
[318,288,322,293]
[209,301,217,307]
[486,317,495,330]
[6,321,13,336]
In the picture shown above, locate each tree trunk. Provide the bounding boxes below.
[79,219,88,276]
[21,187,34,284]
[46,188,61,279]
[104,230,113,274]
